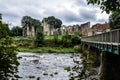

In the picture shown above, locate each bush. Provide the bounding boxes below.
[61,34,72,47]
[74,45,81,52]
[34,27,44,47]
[71,35,81,46]
[0,36,19,79]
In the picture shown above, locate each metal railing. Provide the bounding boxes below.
[81,29,120,44]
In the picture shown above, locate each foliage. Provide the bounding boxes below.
[54,31,59,44]
[18,46,75,53]
[71,35,81,46]
[0,14,10,38]
[73,45,81,52]
[109,12,120,30]
[87,0,120,29]
[0,36,19,80]
[0,23,8,38]
[45,35,62,40]
[87,0,120,14]
[62,33,72,47]
[11,26,22,36]
[34,27,44,47]
[65,50,98,80]
[42,16,62,29]
[21,16,41,32]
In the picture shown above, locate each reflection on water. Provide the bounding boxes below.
[17,52,79,80]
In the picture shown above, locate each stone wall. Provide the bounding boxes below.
[23,25,35,36]
[42,20,55,36]
[23,21,92,37]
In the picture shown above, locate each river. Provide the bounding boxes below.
[17,52,80,80]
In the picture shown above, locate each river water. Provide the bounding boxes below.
[17,52,80,80]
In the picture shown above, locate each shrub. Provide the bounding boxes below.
[34,27,44,47]
[0,36,19,79]
[71,35,81,46]
[74,45,81,52]
[61,34,72,47]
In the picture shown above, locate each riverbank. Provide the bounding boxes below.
[17,46,75,53]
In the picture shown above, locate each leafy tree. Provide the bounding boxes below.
[87,0,120,14]
[11,26,22,36]
[109,12,120,30]
[87,0,120,30]
[0,14,10,38]
[0,23,8,38]
[0,36,20,80]
[54,31,59,44]
[21,16,32,28]
[32,19,41,32]
[62,32,72,47]
[42,16,62,29]
[21,16,41,33]
[34,27,44,47]
[5,24,11,36]
[0,13,19,79]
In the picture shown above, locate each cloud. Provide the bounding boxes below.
[0,0,109,28]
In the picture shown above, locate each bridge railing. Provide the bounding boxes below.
[81,29,120,44]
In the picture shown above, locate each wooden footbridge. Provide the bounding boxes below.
[81,29,120,55]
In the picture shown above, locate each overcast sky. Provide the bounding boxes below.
[0,0,109,28]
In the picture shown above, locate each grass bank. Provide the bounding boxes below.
[17,46,75,53]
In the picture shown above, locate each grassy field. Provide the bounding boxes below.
[14,35,77,53]
[18,46,75,53]
[14,35,63,41]
[44,35,62,40]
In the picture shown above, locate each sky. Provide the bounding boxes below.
[0,0,109,28]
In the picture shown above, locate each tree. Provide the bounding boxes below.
[87,0,120,14]
[0,23,8,38]
[87,0,120,30]
[21,16,41,33]
[0,13,19,79]
[0,14,10,38]
[109,12,120,30]
[11,26,22,36]
[34,26,44,47]
[42,16,62,29]
[0,36,19,80]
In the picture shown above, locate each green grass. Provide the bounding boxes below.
[44,35,62,40]
[13,36,35,41]
[14,35,76,53]
[17,46,75,53]
[14,35,62,41]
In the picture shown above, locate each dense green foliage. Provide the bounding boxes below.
[54,31,59,44]
[42,16,62,29]
[11,26,22,36]
[0,23,8,38]
[34,27,44,47]
[0,37,19,80]
[0,14,19,79]
[0,14,10,38]
[87,0,120,29]
[109,12,120,30]
[87,0,120,14]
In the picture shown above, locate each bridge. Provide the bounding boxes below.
[81,29,120,80]
[81,29,120,55]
